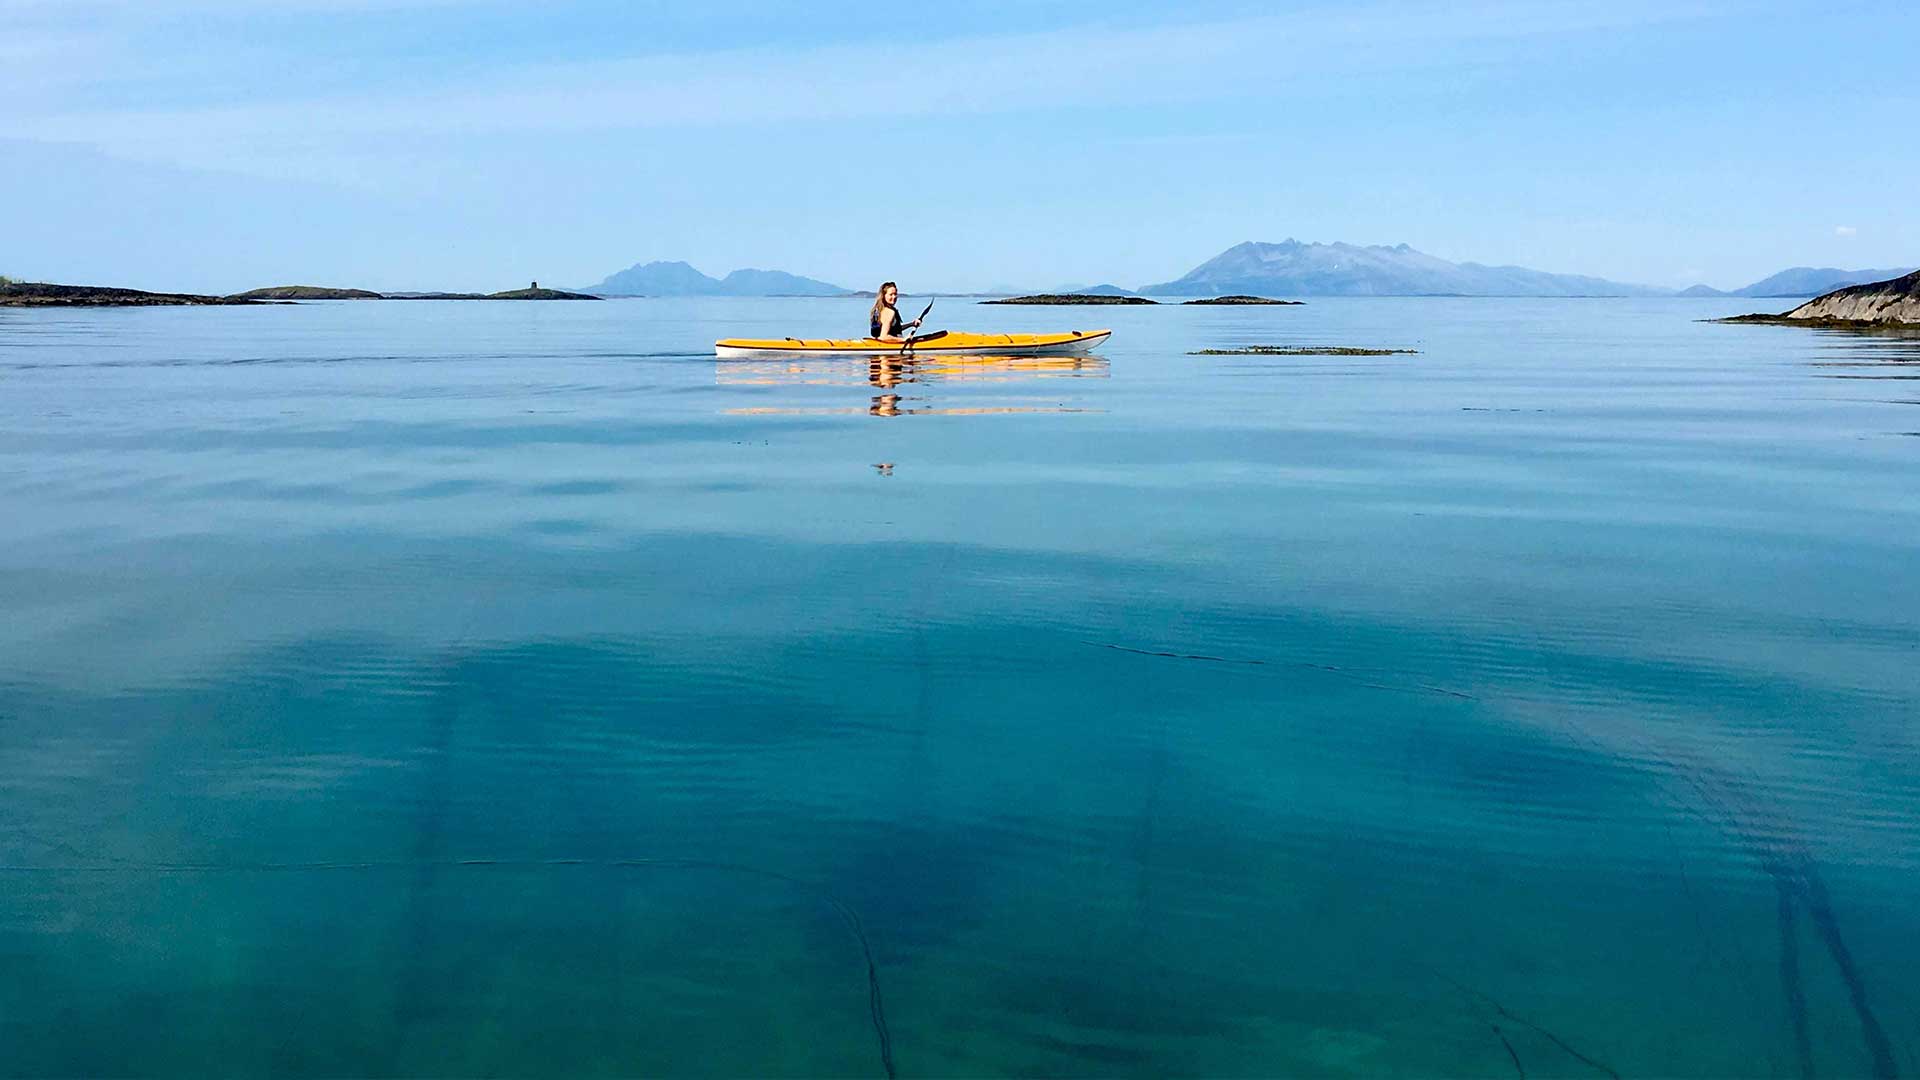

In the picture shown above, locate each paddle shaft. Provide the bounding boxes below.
[901,299,937,353]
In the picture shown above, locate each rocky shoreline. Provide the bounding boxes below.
[1,281,602,307]
[229,286,384,300]
[384,287,600,301]
[1714,313,1920,332]
[1716,270,1920,329]
[984,294,1159,305]
[982,292,1305,306]
[1182,295,1302,305]
[467,287,599,300]
[0,283,266,307]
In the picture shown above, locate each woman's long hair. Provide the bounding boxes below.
[870,282,897,323]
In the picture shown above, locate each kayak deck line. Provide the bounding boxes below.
[714,329,1111,358]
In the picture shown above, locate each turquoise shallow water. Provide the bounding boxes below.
[2,297,1918,1077]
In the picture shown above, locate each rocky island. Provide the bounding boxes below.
[1718,270,1920,329]
[2,280,601,306]
[228,285,384,300]
[1,282,267,307]
[481,286,599,300]
[983,294,1159,305]
[337,282,600,300]
[1183,295,1302,305]
[384,283,600,300]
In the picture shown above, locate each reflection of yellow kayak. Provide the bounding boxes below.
[714,329,1110,358]
[716,354,1109,386]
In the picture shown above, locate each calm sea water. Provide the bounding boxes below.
[2,297,1917,1077]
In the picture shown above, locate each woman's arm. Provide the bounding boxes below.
[876,308,903,342]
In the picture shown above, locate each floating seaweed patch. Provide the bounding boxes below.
[1188,346,1418,356]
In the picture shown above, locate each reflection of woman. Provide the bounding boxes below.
[868,353,911,416]
[867,355,908,389]
[869,282,922,343]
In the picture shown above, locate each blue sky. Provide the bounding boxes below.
[2,0,1915,293]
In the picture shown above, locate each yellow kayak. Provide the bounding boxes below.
[714,329,1111,358]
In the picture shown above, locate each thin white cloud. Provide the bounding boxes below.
[0,28,121,83]
[9,2,1719,130]
[1834,225,1858,237]
[0,0,1728,181]
[0,0,471,10]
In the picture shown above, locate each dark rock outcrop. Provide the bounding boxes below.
[3,281,601,306]
[1182,295,1302,305]
[0,282,263,306]
[228,285,384,300]
[484,287,600,300]
[1189,345,1415,355]
[1719,270,1920,328]
[383,289,600,300]
[983,294,1158,305]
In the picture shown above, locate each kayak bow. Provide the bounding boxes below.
[714,329,1111,359]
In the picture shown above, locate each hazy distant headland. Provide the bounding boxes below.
[1046,284,1141,298]
[1681,266,1917,299]
[1138,240,1674,297]
[580,261,853,297]
[1717,270,1920,329]
[1135,240,1915,299]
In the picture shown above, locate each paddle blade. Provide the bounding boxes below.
[904,330,948,347]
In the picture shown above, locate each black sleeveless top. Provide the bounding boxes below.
[871,304,901,338]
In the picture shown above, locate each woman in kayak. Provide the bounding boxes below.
[870,282,922,342]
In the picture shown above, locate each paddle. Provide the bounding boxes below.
[900,298,937,354]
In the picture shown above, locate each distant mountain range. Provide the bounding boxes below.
[1135,240,1915,298]
[582,261,849,296]
[1140,240,1670,297]
[1680,266,1917,298]
[577,249,1914,301]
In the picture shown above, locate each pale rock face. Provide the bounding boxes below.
[1786,270,1920,324]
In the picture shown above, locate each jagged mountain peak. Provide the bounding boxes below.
[1141,239,1665,297]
